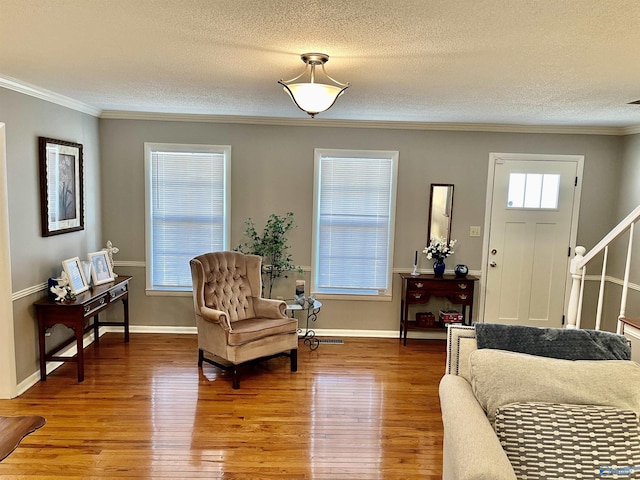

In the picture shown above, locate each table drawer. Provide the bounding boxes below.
[406,280,430,292]
[447,292,473,305]
[425,281,473,294]
[109,282,128,302]
[83,293,108,317]
[407,291,431,302]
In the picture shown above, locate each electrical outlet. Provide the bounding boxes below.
[469,226,481,237]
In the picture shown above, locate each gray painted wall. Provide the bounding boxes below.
[2,82,634,385]
[602,133,640,329]
[99,118,622,333]
[1,88,101,383]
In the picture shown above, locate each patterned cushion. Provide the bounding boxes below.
[495,402,640,480]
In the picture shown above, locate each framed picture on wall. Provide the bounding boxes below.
[61,257,89,295]
[38,137,84,236]
[87,251,114,285]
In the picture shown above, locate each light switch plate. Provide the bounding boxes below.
[470,226,481,237]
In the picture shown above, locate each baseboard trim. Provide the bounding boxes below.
[18,325,444,396]
[311,328,446,340]
[104,325,445,340]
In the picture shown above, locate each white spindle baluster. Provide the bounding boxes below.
[618,223,634,334]
[595,246,608,331]
[576,267,586,329]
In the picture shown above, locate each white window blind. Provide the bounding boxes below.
[313,149,398,296]
[145,143,230,291]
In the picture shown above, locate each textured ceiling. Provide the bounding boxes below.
[2,0,640,127]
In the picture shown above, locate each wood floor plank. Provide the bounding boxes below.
[0,334,445,479]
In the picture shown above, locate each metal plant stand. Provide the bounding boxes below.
[286,300,322,350]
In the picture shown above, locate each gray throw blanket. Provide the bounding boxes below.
[475,323,631,360]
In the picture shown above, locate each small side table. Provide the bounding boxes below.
[286,300,322,350]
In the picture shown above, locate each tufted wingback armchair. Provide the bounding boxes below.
[189,251,298,389]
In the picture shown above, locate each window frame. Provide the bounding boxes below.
[144,142,231,295]
[311,148,399,301]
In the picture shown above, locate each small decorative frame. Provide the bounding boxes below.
[87,251,115,285]
[62,257,89,295]
[38,137,84,236]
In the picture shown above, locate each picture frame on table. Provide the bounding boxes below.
[62,257,89,295]
[87,251,115,286]
[38,137,84,237]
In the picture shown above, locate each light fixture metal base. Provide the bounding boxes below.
[301,53,330,65]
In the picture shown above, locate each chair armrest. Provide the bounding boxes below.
[439,375,516,480]
[252,297,287,318]
[199,306,231,330]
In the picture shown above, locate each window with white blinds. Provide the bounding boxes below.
[312,149,398,297]
[144,143,230,291]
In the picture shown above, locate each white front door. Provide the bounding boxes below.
[482,153,583,327]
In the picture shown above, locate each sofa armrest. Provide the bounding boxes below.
[440,375,516,480]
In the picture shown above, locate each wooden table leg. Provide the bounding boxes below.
[37,315,47,382]
[73,325,84,382]
[93,314,100,344]
[403,300,409,346]
[123,297,130,343]
[399,299,404,341]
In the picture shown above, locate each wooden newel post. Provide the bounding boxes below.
[566,246,586,329]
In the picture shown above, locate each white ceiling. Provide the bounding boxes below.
[2,0,640,128]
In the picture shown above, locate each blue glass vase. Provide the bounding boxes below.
[433,259,445,277]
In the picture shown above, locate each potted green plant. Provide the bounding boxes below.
[236,212,300,298]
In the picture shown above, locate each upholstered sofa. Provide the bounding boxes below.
[440,324,640,480]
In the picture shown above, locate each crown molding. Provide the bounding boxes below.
[622,125,640,135]
[100,110,630,135]
[3,74,639,135]
[0,75,101,117]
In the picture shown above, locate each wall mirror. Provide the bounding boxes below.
[427,183,454,243]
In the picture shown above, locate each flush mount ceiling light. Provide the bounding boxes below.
[278,53,350,118]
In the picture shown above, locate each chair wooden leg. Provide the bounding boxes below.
[198,349,204,367]
[290,348,298,372]
[232,366,240,389]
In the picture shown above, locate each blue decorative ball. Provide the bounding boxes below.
[454,264,468,277]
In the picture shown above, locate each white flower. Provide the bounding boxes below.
[423,237,457,261]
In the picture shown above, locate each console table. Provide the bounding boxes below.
[399,273,478,345]
[34,275,131,382]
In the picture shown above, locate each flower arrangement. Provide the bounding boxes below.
[423,237,457,262]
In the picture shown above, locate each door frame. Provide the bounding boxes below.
[478,152,584,324]
[0,122,17,398]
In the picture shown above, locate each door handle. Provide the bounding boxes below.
[490,261,497,267]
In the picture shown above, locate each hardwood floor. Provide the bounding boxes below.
[0,334,446,479]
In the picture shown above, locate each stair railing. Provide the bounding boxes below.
[566,205,640,333]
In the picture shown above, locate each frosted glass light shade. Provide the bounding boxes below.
[284,83,345,115]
